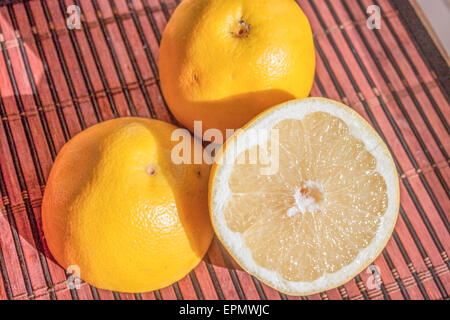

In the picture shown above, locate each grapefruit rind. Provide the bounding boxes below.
[209,97,399,295]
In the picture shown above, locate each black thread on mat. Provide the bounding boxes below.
[203,254,225,300]
[153,289,162,300]
[22,0,97,299]
[187,269,205,300]
[66,0,119,119]
[172,282,184,300]
[0,0,30,6]
[359,0,450,157]
[216,240,246,300]
[126,0,160,83]
[0,24,62,301]
[0,237,13,299]
[182,268,203,299]
[133,293,142,300]
[347,0,450,223]
[251,276,267,300]
[22,0,102,300]
[398,207,448,298]
[319,292,329,300]
[107,0,156,118]
[112,292,121,300]
[6,3,70,300]
[22,1,71,141]
[55,0,104,124]
[189,271,204,300]
[88,0,137,116]
[383,249,411,300]
[141,0,162,43]
[157,0,171,22]
[381,251,411,299]
[373,1,449,134]
[0,115,37,300]
[391,231,429,299]
[0,168,34,299]
[278,292,288,300]
[308,4,429,301]
[127,0,177,122]
[389,0,450,100]
[307,0,448,276]
[0,163,32,300]
[369,263,391,300]
[6,9,57,160]
[354,275,370,300]
[353,0,450,186]
[39,0,86,130]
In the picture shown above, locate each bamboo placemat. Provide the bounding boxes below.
[0,0,448,300]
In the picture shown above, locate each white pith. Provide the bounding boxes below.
[210,98,399,295]
[287,181,323,217]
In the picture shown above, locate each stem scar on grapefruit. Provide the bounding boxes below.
[159,0,315,136]
[209,98,399,295]
[42,118,213,293]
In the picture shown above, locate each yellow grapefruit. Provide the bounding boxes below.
[42,118,213,293]
[209,98,399,295]
[159,0,315,135]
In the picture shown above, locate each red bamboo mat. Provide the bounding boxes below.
[0,0,448,300]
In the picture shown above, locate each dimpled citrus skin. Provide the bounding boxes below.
[159,0,315,135]
[42,118,213,293]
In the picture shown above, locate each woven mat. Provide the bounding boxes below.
[0,0,448,300]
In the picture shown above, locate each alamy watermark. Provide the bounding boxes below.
[367,5,381,30]
[66,5,81,30]
[171,121,280,175]
[66,265,81,290]
[366,264,382,290]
